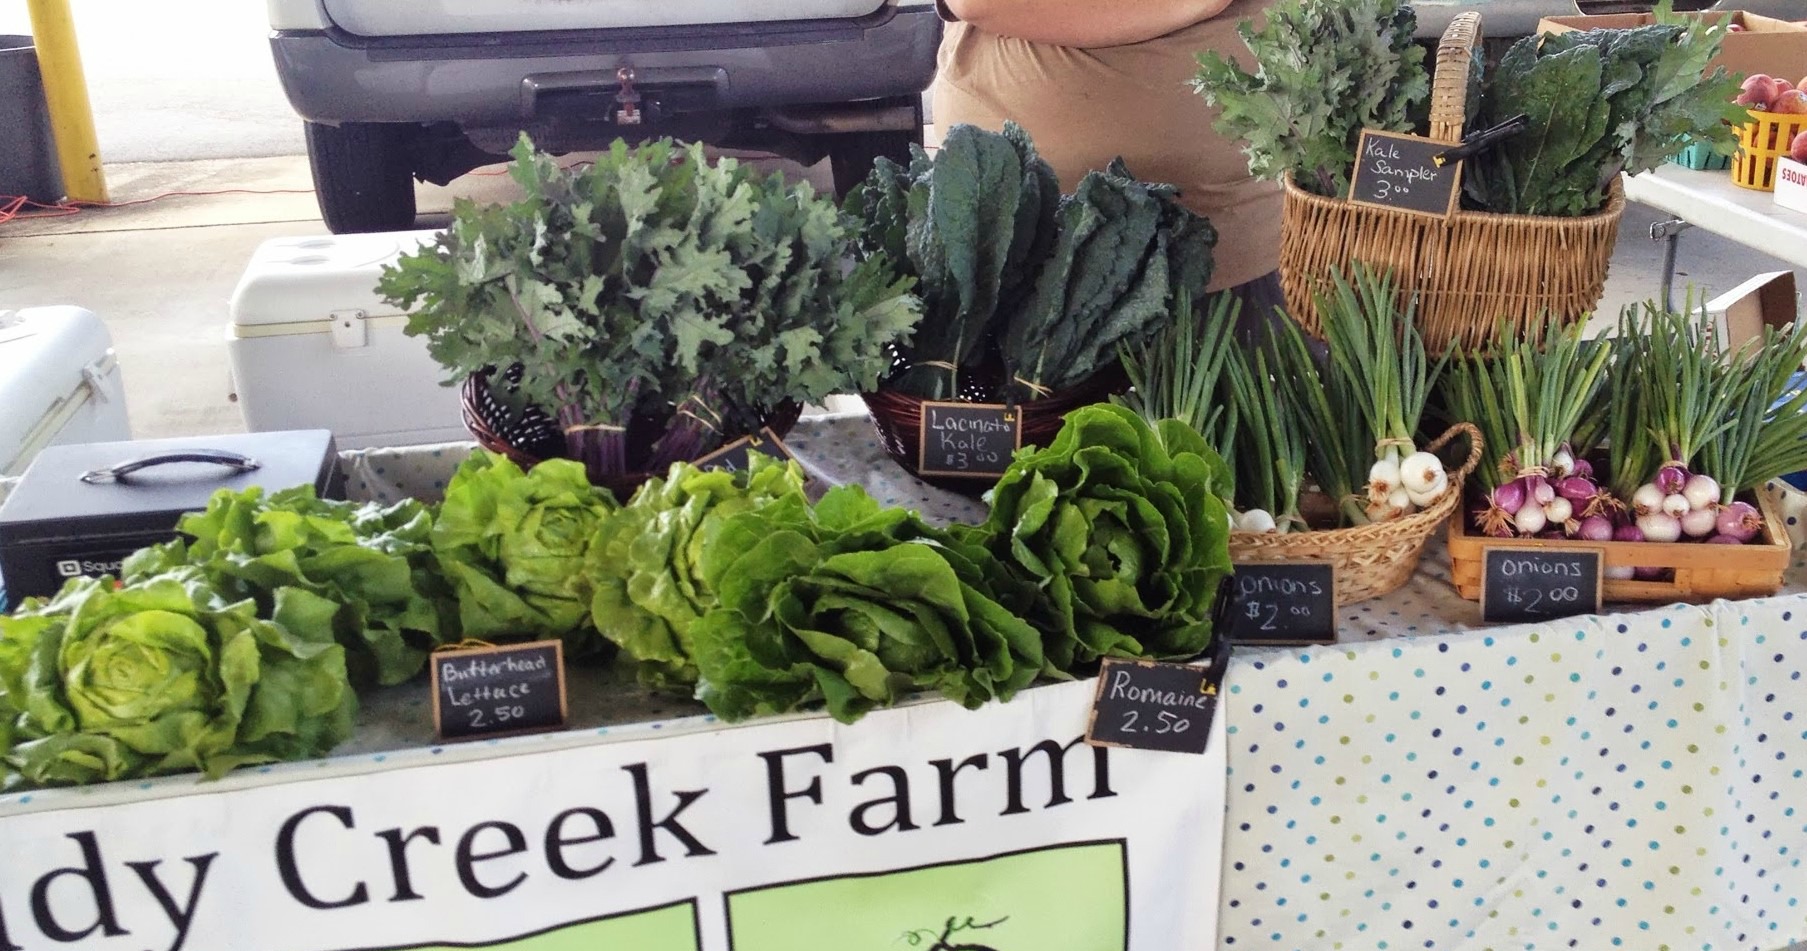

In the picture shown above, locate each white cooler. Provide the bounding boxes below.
[0,307,131,477]
[226,231,467,449]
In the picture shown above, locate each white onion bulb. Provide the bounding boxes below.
[1681,473,1720,511]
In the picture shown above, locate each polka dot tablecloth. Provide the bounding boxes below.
[1217,485,1807,951]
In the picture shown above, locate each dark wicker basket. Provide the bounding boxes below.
[861,369,1128,496]
[460,369,802,501]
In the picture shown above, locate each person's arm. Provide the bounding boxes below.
[940,0,1234,48]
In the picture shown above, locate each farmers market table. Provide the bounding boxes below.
[2,413,1804,951]
[1624,164,1807,308]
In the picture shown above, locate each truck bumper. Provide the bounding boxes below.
[270,7,941,130]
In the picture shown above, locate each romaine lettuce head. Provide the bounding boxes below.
[433,451,618,652]
[0,572,355,789]
[586,456,808,687]
[690,485,1043,723]
[983,403,1233,668]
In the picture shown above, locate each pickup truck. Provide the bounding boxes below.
[266,0,941,233]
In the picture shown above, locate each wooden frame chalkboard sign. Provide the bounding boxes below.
[1227,561,1338,645]
[429,640,569,742]
[695,427,797,474]
[1347,129,1463,218]
[1479,546,1604,624]
[916,401,1023,478]
[1084,657,1220,755]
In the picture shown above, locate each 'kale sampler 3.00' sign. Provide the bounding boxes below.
[430,640,568,741]
[1347,129,1462,217]
[917,402,1022,478]
[1480,547,1603,623]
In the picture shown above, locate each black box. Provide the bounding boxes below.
[0,430,342,605]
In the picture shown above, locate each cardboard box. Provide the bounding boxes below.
[1706,270,1800,353]
[1538,12,1807,83]
[1775,157,1807,214]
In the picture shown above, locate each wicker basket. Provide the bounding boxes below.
[862,370,1127,496]
[1732,108,1807,191]
[461,369,802,500]
[1278,12,1626,354]
[1226,422,1483,605]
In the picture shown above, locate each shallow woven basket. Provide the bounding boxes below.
[1279,12,1625,354]
[862,369,1127,496]
[1228,422,1483,605]
[460,369,802,500]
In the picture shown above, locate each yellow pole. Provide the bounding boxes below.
[25,0,107,203]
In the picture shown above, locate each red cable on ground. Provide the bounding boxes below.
[0,187,318,226]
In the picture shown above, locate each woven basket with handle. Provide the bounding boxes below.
[1278,12,1625,354]
[460,369,802,501]
[1227,422,1483,606]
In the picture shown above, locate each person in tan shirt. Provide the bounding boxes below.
[934,0,1283,326]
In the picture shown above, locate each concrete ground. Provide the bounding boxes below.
[0,152,1803,443]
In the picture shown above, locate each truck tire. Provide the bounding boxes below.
[828,128,922,200]
[304,121,419,234]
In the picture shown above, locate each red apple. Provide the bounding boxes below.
[1779,79,1799,95]
[1738,74,1779,110]
[1792,131,1807,165]
[1773,90,1807,115]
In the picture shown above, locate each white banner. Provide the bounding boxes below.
[0,678,1224,951]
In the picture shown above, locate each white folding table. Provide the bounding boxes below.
[1623,163,1807,308]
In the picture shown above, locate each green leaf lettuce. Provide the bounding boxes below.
[586,456,810,686]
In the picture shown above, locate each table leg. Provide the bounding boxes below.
[1649,217,1691,312]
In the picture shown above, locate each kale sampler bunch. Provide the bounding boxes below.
[379,135,920,483]
[1194,0,1744,216]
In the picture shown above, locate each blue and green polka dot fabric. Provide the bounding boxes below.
[1220,599,1807,950]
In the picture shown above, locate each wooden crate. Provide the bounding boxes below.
[1447,492,1792,604]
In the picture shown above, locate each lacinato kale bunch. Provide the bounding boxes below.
[848,123,1215,403]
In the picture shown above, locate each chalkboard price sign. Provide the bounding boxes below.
[1228,561,1337,645]
[1347,129,1462,218]
[1085,655,1226,755]
[430,641,568,741]
[1480,547,1603,624]
[696,428,796,474]
[917,402,1022,478]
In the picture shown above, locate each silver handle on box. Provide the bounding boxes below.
[80,450,263,484]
